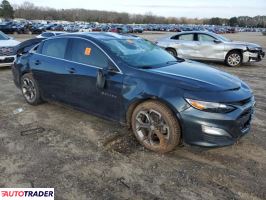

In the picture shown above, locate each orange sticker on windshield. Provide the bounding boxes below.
[85,48,91,56]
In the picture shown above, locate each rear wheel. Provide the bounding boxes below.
[166,48,177,57]
[131,100,181,153]
[21,73,43,105]
[225,51,242,67]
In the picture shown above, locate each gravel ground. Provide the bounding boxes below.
[0,32,266,200]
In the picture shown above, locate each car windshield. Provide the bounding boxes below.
[101,38,179,68]
[215,34,232,42]
[0,31,10,40]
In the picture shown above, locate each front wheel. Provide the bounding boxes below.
[131,100,181,153]
[21,73,43,105]
[225,51,242,67]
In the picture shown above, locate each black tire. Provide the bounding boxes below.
[166,48,177,57]
[131,100,181,153]
[225,51,242,67]
[20,73,43,105]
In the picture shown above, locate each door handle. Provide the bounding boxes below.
[66,67,76,74]
[35,60,41,65]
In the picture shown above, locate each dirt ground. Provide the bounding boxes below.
[0,32,266,200]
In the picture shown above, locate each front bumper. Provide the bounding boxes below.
[243,49,265,63]
[0,55,16,67]
[180,97,255,147]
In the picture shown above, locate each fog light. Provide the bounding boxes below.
[201,125,231,137]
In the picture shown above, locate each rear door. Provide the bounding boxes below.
[170,33,198,58]
[65,38,124,120]
[196,33,225,60]
[30,38,71,103]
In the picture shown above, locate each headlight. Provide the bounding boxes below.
[185,98,236,113]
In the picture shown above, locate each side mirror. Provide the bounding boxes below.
[96,69,106,89]
[214,39,221,43]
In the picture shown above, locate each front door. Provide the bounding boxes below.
[195,33,225,60]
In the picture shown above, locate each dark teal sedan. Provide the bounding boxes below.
[12,32,255,153]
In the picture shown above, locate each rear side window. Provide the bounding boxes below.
[41,38,68,59]
[68,38,108,68]
[179,34,194,41]
[41,32,54,37]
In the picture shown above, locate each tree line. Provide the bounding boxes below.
[0,0,265,27]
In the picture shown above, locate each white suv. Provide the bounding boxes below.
[0,31,20,67]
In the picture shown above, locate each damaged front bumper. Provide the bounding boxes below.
[243,48,265,63]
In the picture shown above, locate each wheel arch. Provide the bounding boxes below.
[165,47,177,55]
[126,96,182,128]
[225,49,244,59]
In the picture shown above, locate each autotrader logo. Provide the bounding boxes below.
[0,188,54,199]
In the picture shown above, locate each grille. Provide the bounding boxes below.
[0,57,14,63]
[230,97,252,106]
[0,47,15,56]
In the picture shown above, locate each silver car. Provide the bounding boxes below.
[156,31,265,67]
[0,31,20,67]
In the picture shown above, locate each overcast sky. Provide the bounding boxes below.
[10,0,266,18]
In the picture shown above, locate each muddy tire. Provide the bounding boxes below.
[21,73,43,105]
[131,100,181,153]
[166,48,177,57]
[225,51,242,67]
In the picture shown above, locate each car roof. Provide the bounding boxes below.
[174,31,216,36]
[55,32,140,41]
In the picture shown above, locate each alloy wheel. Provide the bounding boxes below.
[227,53,241,66]
[22,78,36,102]
[135,109,170,148]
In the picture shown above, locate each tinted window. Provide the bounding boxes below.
[41,38,68,59]
[179,34,194,41]
[69,39,108,68]
[0,31,10,40]
[42,32,54,37]
[198,34,215,42]
[170,35,179,40]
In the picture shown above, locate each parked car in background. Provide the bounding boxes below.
[0,31,20,67]
[12,32,255,153]
[79,25,92,32]
[0,21,28,34]
[30,23,46,34]
[36,32,64,38]
[156,31,265,67]
[51,24,64,31]
[132,26,144,33]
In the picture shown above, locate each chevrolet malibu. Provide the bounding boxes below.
[12,33,255,153]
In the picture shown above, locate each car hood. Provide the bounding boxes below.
[0,39,20,47]
[225,40,261,48]
[150,60,243,92]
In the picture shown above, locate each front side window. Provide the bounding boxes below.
[69,39,109,68]
[198,34,215,42]
[179,34,194,41]
[41,38,68,59]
